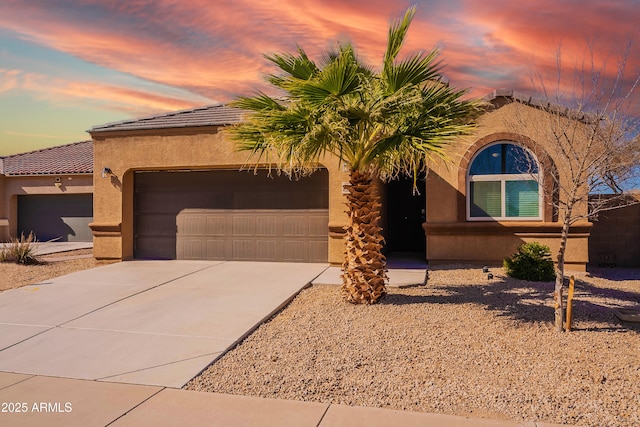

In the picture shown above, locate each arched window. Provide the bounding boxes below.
[467,142,541,220]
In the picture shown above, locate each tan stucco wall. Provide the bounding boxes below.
[425,102,591,271]
[0,174,93,241]
[92,102,595,269]
[91,127,350,262]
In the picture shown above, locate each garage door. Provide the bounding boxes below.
[17,194,94,242]
[134,169,329,262]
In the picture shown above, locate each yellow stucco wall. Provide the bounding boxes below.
[0,174,93,241]
[91,127,350,262]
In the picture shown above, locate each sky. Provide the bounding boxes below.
[1,0,639,156]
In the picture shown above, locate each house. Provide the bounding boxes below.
[87,89,611,270]
[424,89,596,269]
[0,141,94,243]
[0,88,624,269]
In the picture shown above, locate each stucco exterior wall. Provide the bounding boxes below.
[0,174,93,241]
[91,126,350,263]
[425,102,591,271]
[92,101,598,269]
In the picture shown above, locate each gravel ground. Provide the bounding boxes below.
[0,249,104,291]
[186,265,640,427]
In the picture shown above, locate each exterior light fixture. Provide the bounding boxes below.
[101,167,112,178]
[54,177,62,188]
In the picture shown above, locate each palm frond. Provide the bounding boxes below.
[384,6,417,68]
[228,6,481,179]
[230,94,283,111]
[265,47,318,80]
[383,48,442,94]
[293,45,362,105]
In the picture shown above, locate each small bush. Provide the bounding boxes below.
[503,242,555,281]
[0,232,39,265]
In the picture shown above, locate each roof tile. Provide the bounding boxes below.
[89,104,244,133]
[1,140,93,176]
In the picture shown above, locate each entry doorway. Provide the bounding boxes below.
[384,176,427,267]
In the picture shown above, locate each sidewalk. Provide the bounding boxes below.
[0,373,571,427]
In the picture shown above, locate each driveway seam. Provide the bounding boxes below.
[315,403,332,427]
[0,326,56,352]
[104,386,166,426]
[0,372,36,391]
[95,351,223,385]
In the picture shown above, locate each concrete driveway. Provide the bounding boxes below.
[0,261,327,388]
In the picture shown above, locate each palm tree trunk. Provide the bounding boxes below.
[341,170,388,304]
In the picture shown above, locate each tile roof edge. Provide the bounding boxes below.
[1,140,92,159]
[484,88,591,122]
[88,103,227,132]
[3,171,93,177]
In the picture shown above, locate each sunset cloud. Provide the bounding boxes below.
[0,67,209,115]
[0,0,639,154]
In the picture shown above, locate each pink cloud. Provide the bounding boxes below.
[458,0,640,94]
[0,0,638,115]
[0,69,23,93]
[3,68,205,115]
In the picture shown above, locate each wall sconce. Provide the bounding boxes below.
[54,177,62,188]
[101,167,113,179]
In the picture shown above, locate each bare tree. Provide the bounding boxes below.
[507,42,640,332]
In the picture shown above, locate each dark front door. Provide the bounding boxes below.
[385,177,426,253]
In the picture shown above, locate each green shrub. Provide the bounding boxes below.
[0,232,39,265]
[503,242,555,281]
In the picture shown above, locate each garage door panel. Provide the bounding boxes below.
[137,214,177,235]
[232,216,256,236]
[283,216,308,236]
[309,241,329,262]
[136,236,176,259]
[178,214,207,235]
[256,216,278,236]
[282,241,307,262]
[309,216,330,236]
[207,240,228,259]
[256,240,277,261]
[178,239,207,259]
[232,240,256,260]
[135,170,328,262]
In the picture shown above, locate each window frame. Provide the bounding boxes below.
[466,142,543,221]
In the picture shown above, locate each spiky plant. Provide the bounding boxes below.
[228,7,481,304]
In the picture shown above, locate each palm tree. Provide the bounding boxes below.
[229,7,481,304]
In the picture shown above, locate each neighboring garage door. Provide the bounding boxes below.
[134,169,329,262]
[17,194,94,242]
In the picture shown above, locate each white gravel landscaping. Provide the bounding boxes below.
[186,265,640,427]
